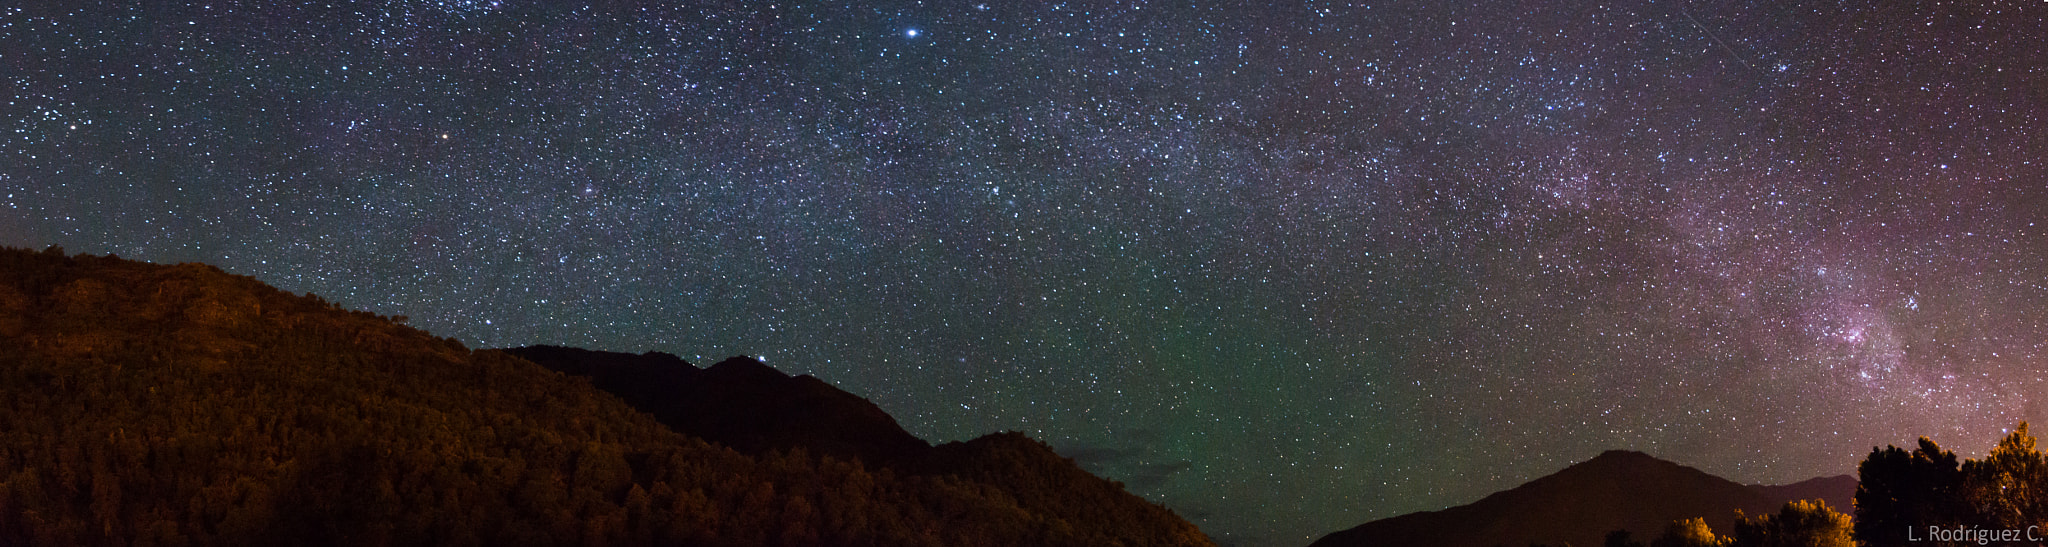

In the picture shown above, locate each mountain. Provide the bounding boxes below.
[502,346,931,466]
[1747,474,1857,512]
[1310,450,1857,547]
[0,247,1212,546]
[505,345,1212,547]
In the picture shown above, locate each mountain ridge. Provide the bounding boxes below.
[503,344,1210,546]
[503,345,935,466]
[0,247,1213,546]
[1311,450,1855,547]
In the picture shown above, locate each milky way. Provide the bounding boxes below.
[5,1,2047,544]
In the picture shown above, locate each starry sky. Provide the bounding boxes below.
[5,1,2048,545]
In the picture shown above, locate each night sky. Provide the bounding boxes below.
[6,1,2048,545]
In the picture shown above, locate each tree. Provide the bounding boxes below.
[1650,517,1727,547]
[1855,437,1965,547]
[1731,500,1853,547]
[1961,422,2048,530]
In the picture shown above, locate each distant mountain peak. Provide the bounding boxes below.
[1563,449,1697,477]
[1575,449,1663,468]
[503,344,1214,547]
[1594,448,1655,460]
[704,355,791,380]
[1311,450,1857,547]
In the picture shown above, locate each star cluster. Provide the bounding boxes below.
[5,1,2047,545]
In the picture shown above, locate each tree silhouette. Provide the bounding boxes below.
[1854,423,2048,547]
[1855,437,1965,546]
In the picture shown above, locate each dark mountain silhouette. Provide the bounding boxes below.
[505,345,1211,547]
[1311,450,1857,547]
[503,346,930,465]
[0,247,1212,546]
[1747,474,1857,512]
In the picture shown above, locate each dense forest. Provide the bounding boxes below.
[0,247,1212,546]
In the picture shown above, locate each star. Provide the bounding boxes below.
[5,2,2042,545]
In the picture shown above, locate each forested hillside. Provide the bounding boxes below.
[0,247,1212,547]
